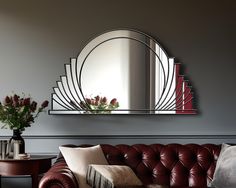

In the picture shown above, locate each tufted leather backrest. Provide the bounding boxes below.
[100,144,220,187]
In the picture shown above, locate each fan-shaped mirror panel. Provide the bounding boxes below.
[49,29,196,114]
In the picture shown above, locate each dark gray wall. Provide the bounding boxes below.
[0,0,236,150]
[0,0,236,187]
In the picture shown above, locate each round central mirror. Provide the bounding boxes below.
[80,37,165,113]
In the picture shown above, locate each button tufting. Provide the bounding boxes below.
[119,154,125,161]
[155,155,160,161]
[105,144,220,186]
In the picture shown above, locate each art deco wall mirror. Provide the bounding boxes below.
[49,29,196,114]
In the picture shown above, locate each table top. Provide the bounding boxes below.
[0,154,57,188]
[0,155,57,162]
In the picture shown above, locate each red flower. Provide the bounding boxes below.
[19,98,24,106]
[110,98,117,105]
[86,98,92,105]
[12,94,20,107]
[102,97,107,103]
[23,98,31,106]
[91,99,95,105]
[4,96,12,105]
[13,94,19,103]
[95,95,100,102]
[41,100,49,108]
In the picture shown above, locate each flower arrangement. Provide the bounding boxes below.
[80,95,119,114]
[0,94,49,131]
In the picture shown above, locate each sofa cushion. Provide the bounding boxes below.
[59,145,108,188]
[211,143,236,188]
[87,164,143,188]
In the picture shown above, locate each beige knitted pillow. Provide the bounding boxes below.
[87,164,143,188]
[59,145,108,188]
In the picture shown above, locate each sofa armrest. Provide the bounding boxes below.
[39,157,78,188]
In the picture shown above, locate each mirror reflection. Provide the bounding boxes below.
[50,29,196,114]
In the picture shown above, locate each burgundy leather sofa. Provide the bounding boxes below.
[39,144,220,188]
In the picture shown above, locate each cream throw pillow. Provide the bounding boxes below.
[211,143,236,188]
[59,145,108,188]
[87,164,143,188]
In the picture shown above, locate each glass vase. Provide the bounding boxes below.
[9,129,25,157]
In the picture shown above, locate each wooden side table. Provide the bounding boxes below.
[0,155,56,188]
